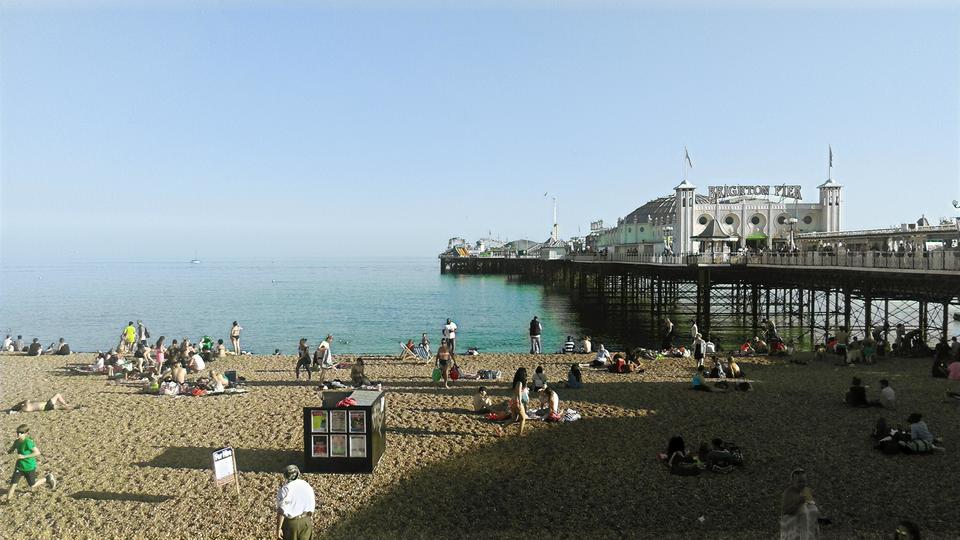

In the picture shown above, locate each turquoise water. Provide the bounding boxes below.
[0,258,585,354]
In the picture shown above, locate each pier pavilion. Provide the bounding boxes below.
[595,179,842,256]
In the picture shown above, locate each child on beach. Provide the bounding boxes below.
[5,425,56,503]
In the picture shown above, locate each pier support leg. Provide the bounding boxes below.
[943,302,950,343]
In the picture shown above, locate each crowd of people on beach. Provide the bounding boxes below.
[2,311,955,540]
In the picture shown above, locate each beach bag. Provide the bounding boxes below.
[562,409,581,422]
[450,364,461,381]
[431,367,442,382]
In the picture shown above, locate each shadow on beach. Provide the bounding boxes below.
[69,491,176,504]
[136,446,301,473]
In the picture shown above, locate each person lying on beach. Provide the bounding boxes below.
[608,353,628,373]
[209,370,228,392]
[692,366,725,392]
[565,364,582,389]
[10,394,79,413]
[26,339,42,357]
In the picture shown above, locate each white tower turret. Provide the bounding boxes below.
[673,179,697,254]
[817,178,843,232]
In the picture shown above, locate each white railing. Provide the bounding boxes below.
[739,251,960,271]
[568,253,686,265]
[566,250,960,272]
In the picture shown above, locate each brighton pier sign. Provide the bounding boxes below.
[706,184,802,202]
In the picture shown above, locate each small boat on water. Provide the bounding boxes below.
[190,259,201,264]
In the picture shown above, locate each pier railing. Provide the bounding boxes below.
[566,250,960,272]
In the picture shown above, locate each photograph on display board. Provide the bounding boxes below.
[349,411,366,433]
[329,410,347,433]
[311,410,327,433]
[349,435,367,458]
[330,434,348,457]
[311,435,328,458]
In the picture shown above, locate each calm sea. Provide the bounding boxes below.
[0,258,589,355]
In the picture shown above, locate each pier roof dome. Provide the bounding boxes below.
[624,194,710,224]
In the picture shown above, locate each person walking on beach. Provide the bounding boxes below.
[136,320,150,346]
[120,321,136,354]
[661,318,675,350]
[529,316,543,354]
[230,321,243,355]
[690,320,699,340]
[435,343,452,389]
[295,338,311,381]
[5,425,56,503]
[314,335,335,389]
[275,464,315,540]
[442,319,458,356]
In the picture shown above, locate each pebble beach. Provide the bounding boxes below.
[1,351,958,539]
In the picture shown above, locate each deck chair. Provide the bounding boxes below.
[398,342,417,361]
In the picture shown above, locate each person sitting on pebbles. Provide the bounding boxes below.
[9,394,79,413]
[584,345,611,368]
[538,386,562,422]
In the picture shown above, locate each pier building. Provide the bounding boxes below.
[596,179,843,255]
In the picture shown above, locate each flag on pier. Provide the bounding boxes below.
[684,147,693,168]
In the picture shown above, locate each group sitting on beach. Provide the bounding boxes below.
[871,413,946,454]
[658,435,745,475]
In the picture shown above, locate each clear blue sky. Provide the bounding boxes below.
[2,1,958,259]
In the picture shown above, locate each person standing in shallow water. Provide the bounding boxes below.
[230,321,243,355]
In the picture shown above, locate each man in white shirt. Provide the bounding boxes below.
[2,335,12,352]
[443,319,458,356]
[691,321,699,340]
[879,379,896,408]
[275,465,316,540]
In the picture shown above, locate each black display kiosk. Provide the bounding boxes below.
[302,390,386,474]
